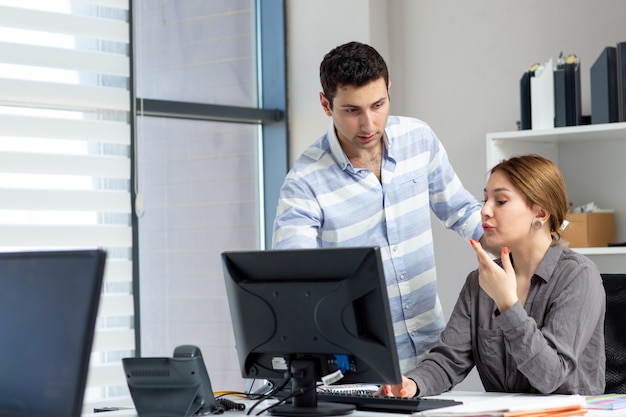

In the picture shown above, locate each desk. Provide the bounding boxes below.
[434,392,619,416]
[81,392,623,417]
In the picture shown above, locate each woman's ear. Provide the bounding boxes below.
[535,206,551,224]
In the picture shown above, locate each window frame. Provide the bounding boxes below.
[129,0,287,355]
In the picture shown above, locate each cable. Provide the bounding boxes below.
[246,377,292,415]
[216,398,245,411]
[214,390,249,399]
[254,387,309,416]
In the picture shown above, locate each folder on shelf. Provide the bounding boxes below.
[590,46,619,124]
[530,58,554,129]
[617,41,626,122]
[519,63,541,130]
[554,53,582,127]
[519,71,533,130]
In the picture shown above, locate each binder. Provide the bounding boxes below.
[530,59,554,130]
[519,71,533,130]
[617,42,626,122]
[554,54,582,127]
[554,66,567,127]
[590,46,618,124]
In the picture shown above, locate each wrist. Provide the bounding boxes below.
[409,378,419,397]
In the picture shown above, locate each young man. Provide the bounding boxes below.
[272,41,485,372]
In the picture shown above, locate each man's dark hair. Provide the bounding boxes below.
[320,41,389,108]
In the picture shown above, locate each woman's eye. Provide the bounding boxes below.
[482,198,507,205]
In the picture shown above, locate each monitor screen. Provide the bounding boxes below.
[0,249,106,417]
[221,246,401,416]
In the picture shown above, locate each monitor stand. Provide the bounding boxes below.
[269,359,355,417]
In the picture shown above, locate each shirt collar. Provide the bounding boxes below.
[532,244,565,283]
[327,119,349,169]
[327,119,390,170]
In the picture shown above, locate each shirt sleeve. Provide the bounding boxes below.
[425,130,483,242]
[495,261,605,394]
[405,272,477,396]
[272,176,321,249]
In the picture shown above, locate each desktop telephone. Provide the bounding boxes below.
[123,345,224,417]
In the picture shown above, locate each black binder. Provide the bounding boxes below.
[590,46,619,124]
[617,42,626,122]
[554,54,582,127]
[520,71,533,130]
[519,63,548,130]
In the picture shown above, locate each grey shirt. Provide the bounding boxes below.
[406,245,606,396]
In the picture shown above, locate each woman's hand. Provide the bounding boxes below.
[469,240,517,312]
[376,375,418,398]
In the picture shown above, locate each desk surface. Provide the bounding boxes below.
[82,391,623,417]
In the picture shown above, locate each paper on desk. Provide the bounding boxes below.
[586,393,626,410]
[412,394,586,417]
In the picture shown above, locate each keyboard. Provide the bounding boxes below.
[316,392,462,414]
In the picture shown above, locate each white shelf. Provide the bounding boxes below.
[487,122,626,144]
[573,247,626,256]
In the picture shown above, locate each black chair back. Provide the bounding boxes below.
[602,274,626,394]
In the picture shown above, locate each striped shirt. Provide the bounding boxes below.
[272,115,483,372]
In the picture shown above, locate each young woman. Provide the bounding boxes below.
[383,154,606,397]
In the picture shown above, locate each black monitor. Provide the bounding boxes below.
[221,246,402,416]
[0,249,106,417]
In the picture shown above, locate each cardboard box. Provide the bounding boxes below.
[561,212,615,248]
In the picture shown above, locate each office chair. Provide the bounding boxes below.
[601,274,626,394]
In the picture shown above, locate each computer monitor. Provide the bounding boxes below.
[0,249,106,417]
[221,246,402,416]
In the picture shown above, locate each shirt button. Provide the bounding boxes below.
[399,274,405,280]
[404,304,410,310]
[392,246,399,252]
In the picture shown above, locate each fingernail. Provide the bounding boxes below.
[400,389,407,397]
[469,239,475,246]
[385,386,391,395]
[503,247,509,255]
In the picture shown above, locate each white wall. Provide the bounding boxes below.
[285,0,390,164]
[286,0,626,390]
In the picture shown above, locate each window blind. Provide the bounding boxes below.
[0,0,133,412]
[133,0,262,394]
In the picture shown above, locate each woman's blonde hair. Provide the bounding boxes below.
[490,154,569,237]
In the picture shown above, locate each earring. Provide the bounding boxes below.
[532,219,543,230]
